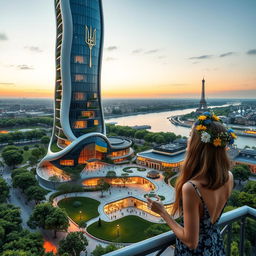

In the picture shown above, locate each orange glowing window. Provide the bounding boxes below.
[81,111,95,118]
[60,159,74,166]
[74,56,84,63]
[74,121,87,128]
[75,74,86,82]
[94,120,99,125]
[74,92,85,100]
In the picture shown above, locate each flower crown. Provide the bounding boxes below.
[194,112,237,147]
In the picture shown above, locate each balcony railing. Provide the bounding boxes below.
[105,206,256,256]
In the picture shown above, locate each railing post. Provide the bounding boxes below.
[226,224,232,256]
[239,217,246,256]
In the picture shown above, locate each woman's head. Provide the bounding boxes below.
[171,113,235,216]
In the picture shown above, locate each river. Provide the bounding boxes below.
[105,105,255,149]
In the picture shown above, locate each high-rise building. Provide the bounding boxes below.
[37,0,133,188]
[197,78,209,113]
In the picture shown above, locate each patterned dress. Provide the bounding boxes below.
[174,181,227,256]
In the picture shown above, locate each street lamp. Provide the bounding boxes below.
[79,210,82,220]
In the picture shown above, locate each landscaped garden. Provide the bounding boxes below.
[87,215,168,243]
[58,197,100,226]
[122,166,146,173]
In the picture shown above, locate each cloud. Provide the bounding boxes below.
[105,57,117,61]
[158,56,166,59]
[0,82,15,86]
[219,52,235,58]
[247,49,256,55]
[132,49,143,54]
[17,65,34,70]
[0,33,8,41]
[105,46,117,51]
[189,55,213,60]
[24,46,43,53]
[144,49,159,54]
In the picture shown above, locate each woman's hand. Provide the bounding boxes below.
[146,196,166,216]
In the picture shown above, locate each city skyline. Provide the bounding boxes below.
[0,0,256,99]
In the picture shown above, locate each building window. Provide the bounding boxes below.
[94,120,99,125]
[74,92,85,101]
[81,111,95,118]
[60,159,74,166]
[74,56,84,63]
[74,121,87,128]
[75,74,86,82]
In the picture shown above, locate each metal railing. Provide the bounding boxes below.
[105,206,256,256]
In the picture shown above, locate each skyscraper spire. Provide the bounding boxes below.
[197,78,208,113]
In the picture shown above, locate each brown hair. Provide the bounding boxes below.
[171,121,231,216]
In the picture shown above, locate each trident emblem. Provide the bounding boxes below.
[85,25,96,68]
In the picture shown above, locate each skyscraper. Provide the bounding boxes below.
[37,0,133,188]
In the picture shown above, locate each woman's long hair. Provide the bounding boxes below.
[171,121,231,216]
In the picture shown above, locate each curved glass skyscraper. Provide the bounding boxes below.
[38,0,133,188]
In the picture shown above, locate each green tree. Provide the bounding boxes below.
[230,241,239,256]
[242,180,256,194]
[92,244,119,256]
[58,232,88,256]
[144,224,170,237]
[0,177,9,203]
[2,150,23,168]
[25,186,47,204]
[12,172,37,192]
[28,203,69,238]
[231,165,251,184]
[40,136,50,146]
[28,155,38,167]
[97,179,110,197]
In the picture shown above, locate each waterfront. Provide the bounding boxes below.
[106,106,255,149]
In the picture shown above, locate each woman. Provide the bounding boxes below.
[147,112,236,255]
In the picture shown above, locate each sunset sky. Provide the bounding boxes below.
[0,0,255,99]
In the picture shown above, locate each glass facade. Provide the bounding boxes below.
[69,0,104,137]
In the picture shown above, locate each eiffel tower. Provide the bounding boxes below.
[197,78,209,113]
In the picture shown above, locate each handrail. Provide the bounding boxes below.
[105,206,256,256]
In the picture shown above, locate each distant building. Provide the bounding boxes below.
[233,149,256,174]
[196,78,209,114]
[136,143,186,171]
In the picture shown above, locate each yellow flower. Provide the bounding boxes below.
[213,137,222,147]
[198,115,207,120]
[230,132,237,139]
[196,125,207,131]
[212,114,220,121]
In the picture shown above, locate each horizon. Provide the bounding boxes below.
[0,0,255,99]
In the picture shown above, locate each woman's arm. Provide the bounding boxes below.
[147,182,200,250]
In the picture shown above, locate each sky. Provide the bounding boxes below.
[0,0,255,99]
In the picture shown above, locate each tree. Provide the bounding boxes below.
[0,178,9,203]
[97,179,110,197]
[31,148,42,160]
[2,150,23,168]
[23,145,29,151]
[25,186,47,204]
[91,244,119,256]
[28,155,38,167]
[40,136,50,146]
[120,173,129,187]
[58,232,88,256]
[232,165,251,184]
[242,180,256,194]
[12,172,37,192]
[28,203,69,238]
[98,217,102,227]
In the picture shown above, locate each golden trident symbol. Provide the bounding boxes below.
[85,25,96,68]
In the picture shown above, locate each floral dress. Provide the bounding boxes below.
[174,181,227,256]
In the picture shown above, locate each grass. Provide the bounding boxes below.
[58,197,100,226]
[170,176,177,187]
[87,215,166,243]
[50,142,62,152]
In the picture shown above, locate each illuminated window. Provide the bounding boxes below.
[73,121,87,128]
[60,160,74,166]
[75,74,86,82]
[93,93,97,98]
[94,120,99,125]
[81,111,95,118]
[74,92,85,101]
[74,56,84,63]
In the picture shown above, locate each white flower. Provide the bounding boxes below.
[201,132,211,143]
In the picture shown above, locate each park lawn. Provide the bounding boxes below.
[170,177,177,187]
[58,197,100,225]
[87,215,166,243]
